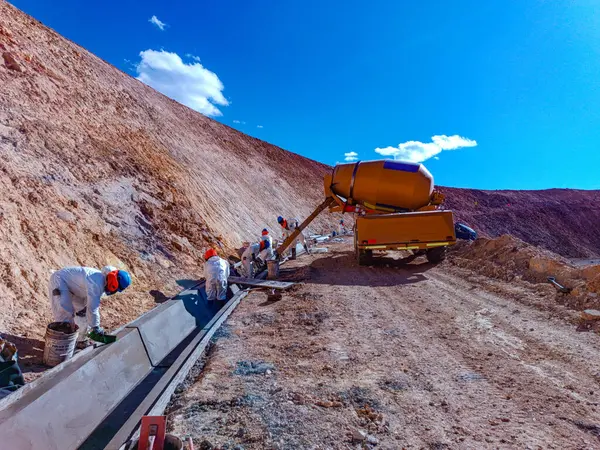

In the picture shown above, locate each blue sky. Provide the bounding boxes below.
[10,0,600,189]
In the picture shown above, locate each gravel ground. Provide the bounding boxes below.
[168,241,600,449]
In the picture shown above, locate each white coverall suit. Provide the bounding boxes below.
[48,266,114,335]
[241,243,261,278]
[260,234,274,261]
[281,219,308,255]
[204,256,230,301]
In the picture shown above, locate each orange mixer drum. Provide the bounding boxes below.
[329,160,434,211]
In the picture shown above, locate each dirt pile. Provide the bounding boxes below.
[0,1,336,341]
[450,235,600,311]
[442,187,600,258]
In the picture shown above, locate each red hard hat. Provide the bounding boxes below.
[204,248,218,260]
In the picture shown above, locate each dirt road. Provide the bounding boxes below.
[168,241,600,449]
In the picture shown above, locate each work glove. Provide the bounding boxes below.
[91,326,105,336]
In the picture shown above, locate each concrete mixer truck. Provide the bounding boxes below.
[275,160,456,266]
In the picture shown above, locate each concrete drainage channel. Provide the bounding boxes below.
[0,277,254,450]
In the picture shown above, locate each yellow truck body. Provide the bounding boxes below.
[354,210,456,264]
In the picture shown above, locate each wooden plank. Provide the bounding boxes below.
[275,196,335,257]
[227,276,295,290]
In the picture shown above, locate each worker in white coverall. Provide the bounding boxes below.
[338,219,348,235]
[240,242,263,278]
[260,228,274,261]
[203,248,230,301]
[48,266,132,337]
[277,216,310,259]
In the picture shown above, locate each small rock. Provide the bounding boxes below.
[56,210,76,223]
[366,434,379,445]
[582,309,600,321]
[198,439,214,450]
[28,191,41,204]
[2,52,22,72]
[350,428,366,443]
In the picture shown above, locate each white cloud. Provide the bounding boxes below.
[257,125,263,128]
[374,134,477,163]
[233,120,241,124]
[344,151,359,162]
[136,49,228,116]
[149,15,167,31]
[185,53,201,62]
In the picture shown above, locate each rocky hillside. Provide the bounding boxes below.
[442,187,600,258]
[0,1,334,338]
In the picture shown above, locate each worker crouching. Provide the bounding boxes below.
[203,248,230,301]
[48,266,132,338]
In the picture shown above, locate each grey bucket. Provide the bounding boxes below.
[43,322,79,367]
[267,260,280,279]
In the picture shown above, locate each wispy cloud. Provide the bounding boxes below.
[257,125,263,128]
[136,49,228,116]
[149,15,167,31]
[233,120,241,124]
[185,53,201,62]
[344,151,359,162]
[374,135,477,163]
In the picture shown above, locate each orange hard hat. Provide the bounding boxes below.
[204,248,218,260]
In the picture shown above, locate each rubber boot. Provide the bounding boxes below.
[291,247,297,260]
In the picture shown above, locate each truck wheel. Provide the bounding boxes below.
[357,249,372,266]
[426,247,446,263]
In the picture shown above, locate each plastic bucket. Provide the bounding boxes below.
[43,322,79,367]
[267,260,280,279]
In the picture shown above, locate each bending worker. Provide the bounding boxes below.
[241,242,264,278]
[203,248,230,301]
[49,266,131,336]
[277,216,310,259]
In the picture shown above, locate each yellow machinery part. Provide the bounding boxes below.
[328,160,434,211]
